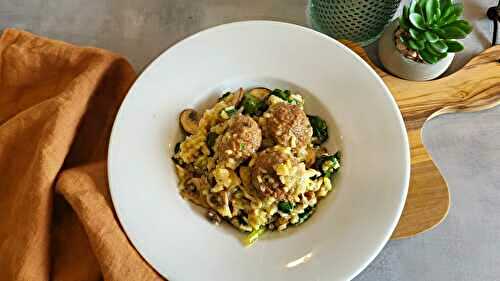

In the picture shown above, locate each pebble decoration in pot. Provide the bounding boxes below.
[378,0,473,81]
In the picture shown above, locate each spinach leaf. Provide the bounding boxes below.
[241,93,267,115]
[270,89,290,100]
[278,201,293,213]
[314,152,341,179]
[298,205,316,224]
[270,89,299,104]
[307,115,328,145]
[222,106,237,118]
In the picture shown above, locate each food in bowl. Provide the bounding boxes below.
[172,88,341,246]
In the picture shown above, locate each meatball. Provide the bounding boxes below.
[251,148,297,200]
[215,114,262,168]
[263,102,313,148]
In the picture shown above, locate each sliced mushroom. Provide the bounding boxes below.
[180,109,200,135]
[207,191,230,217]
[227,88,244,106]
[180,177,210,208]
[184,179,197,193]
[207,192,225,209]
[248,87,271,100]
[175,164,191,184]
[182,178,204,195]
[206,209,222,225]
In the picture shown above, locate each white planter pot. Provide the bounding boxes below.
[378,20,454,81]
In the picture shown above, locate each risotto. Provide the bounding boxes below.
[172,87,341,246]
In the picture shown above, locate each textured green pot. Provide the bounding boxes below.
[308,0,402,46]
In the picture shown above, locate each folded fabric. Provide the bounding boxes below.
[0,29,164,281]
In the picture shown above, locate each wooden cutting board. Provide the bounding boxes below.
[343,42,500,239]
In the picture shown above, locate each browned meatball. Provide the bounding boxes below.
[250,148,297,200]
[263,103,313,148]
[215,115,262,167]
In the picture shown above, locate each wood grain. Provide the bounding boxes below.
[342,41,500,239]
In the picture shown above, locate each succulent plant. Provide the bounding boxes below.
[397,0,473,64]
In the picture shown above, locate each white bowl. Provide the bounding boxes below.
[108,21,410,281]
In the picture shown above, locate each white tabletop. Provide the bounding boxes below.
[2,0,499,280]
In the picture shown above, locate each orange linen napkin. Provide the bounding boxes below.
[0,29,164,281]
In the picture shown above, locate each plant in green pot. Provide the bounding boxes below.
[378,0,473,81]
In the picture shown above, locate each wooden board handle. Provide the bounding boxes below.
[342,40,500,238]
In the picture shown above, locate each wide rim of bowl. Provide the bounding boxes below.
[108,20,411,281]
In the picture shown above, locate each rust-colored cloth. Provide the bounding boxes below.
[0,29,164,281]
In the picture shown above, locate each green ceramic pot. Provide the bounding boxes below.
[308,0,401,46]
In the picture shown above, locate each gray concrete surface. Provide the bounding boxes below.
[1,0,499,280]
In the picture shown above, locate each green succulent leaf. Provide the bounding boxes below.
[426,44,448,61]
[410,0,420,14]
[439,3,463,26]
[439,6,454,25]
[444,39,464,52]
[429,24,442,32]
[440,25,468,39]
[425,42,442,56]
[424,0,440,24]
[424,30,440,43]
[409,28,425,41]
[433,14,441,25]
[399,18,409,30]
[403,5,410,18]
[419,48,438,64]
[429,40,448,53]
[419,0,429,22]
[434,28,445,37]
[452,3,464,17]
[440,0,452,12]
[437,52,448,60]
[408,38,425,50]
[410,13,427,30]
[408,39,419,50]
[447,20,473,34]
[399,6,411,30]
